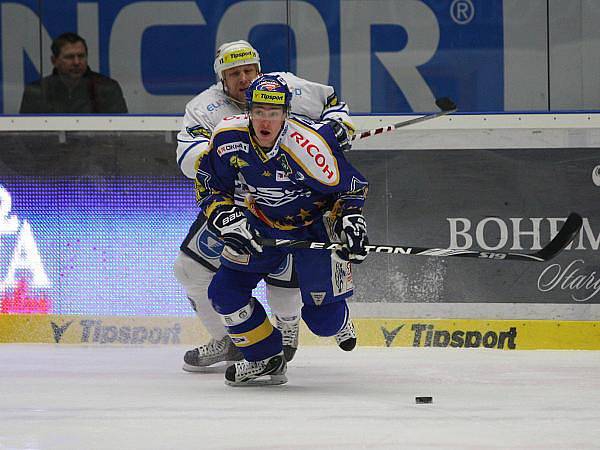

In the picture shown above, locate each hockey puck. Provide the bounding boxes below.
[415,396,433,404]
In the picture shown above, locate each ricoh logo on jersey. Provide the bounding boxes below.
[287,130,339,185]
[448,215,599,301]
[217,141,249,157]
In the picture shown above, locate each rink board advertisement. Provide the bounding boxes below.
[0,145,599,318]
[0,0,504,113]
[1,314,599,350]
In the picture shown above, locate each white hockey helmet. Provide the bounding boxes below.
[213,40,261,81]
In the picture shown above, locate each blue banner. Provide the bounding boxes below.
[0,0,505,114]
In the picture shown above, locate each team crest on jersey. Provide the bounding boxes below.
[186,125,211,139]
[217,141,249,157]
[229,155,249,169]
[282,122,340,186]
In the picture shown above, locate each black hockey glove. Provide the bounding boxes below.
[207,205,262,255]
[325,119,352,152]
[333,212,368,264]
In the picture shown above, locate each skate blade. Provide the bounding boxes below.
[182,362,228,373]
[225,374,288,387]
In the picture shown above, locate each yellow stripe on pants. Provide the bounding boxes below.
[229,317,274,347]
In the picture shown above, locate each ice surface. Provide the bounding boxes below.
[1,345,599,450]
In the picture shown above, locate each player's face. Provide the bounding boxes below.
[250,104,286,147]
[223,64,259,103]
[52,42,88,80]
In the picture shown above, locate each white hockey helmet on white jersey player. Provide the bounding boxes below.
[213,40,261,82]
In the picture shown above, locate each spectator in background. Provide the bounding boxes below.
[19,32,127,114]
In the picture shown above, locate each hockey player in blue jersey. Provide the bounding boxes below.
[195,74,369,386]
[174,40,357,370]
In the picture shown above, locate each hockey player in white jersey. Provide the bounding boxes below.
[174,40,357,371]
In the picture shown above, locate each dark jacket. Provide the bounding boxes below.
[19,67,128,114]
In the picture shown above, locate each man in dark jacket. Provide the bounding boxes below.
[19,32,127,114]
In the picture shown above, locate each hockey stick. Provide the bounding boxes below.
[351,97,457,141]
[257,213,583,262]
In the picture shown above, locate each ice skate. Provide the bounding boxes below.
[335,319,357,351]
[182,335,243,372]
[275,315,300,362]
[225,352,287,386]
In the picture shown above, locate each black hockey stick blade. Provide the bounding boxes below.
[257,213,582,262]
[520,212,583,261]
[435,97,456,112]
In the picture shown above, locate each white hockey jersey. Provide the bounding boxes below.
[176,72,354,179]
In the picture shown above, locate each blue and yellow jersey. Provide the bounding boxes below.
[196,114,367,233]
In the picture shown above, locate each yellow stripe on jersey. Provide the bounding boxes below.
[228,317,274,347]
[212,126,248,141]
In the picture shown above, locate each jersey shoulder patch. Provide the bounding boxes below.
[211,114,251,158]
[280,119,340,186]
[186,124,211,139]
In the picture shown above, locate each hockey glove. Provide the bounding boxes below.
[207,205,262,255]
[325,119,352,152]
[333,213,368,264]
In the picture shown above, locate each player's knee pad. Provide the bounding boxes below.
[173,252,215,301]
[266,284,302,320]
[302,300,348,337]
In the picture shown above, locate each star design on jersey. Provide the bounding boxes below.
[285,215,294,222]
[262,170,272,177]
[297,208,311,220]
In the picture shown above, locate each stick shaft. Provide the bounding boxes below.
[258,213,582,263]
[351,108,456,141]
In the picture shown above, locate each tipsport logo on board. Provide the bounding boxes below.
[0,183,51,312]
[50,319,182,344]
[380,323,517,349]
[447,216,600,302]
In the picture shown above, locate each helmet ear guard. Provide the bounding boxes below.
[213,40,261,82]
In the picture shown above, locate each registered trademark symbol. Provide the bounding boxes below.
[450,0,475,25]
